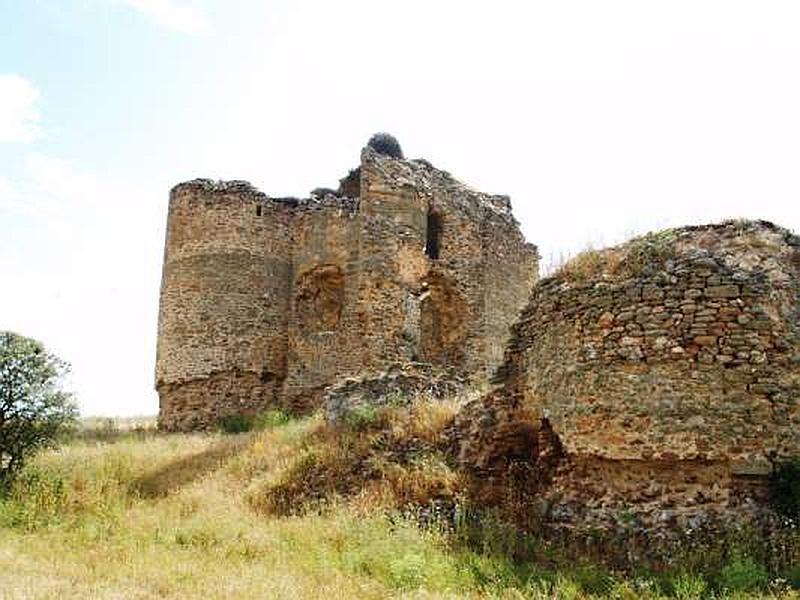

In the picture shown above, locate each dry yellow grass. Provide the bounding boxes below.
[249,399,466,515]
[1,410,798,599]
[0,416,499,599]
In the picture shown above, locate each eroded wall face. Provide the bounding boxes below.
[461,222,800,526]
[356,158,430,370]
[513,233,800,466]
[419,270,470,366]
[156,183,292,430]
[360,152,539,381]
[480,202,539,377]
[420,188,484,373]
[283,206,362,409]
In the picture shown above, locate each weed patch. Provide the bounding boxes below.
[250,398,463,515]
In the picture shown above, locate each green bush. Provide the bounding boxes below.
[0,467,68,529]
[786,564,800,589]
[770,457,800,518]
[217,409,294,434]
[717,557,769,592]
[216,414,254,434]
[342,404,380,431]
[253,409,291,429]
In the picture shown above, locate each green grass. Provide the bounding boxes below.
[0,415,798,599]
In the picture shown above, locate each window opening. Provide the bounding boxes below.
[425,211,442,259]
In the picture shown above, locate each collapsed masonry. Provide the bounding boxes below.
[457,220,800,528]
[155,136,538,430]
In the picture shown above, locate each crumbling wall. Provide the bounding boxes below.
[480,197,539,374]
[283,198,361,410]
[156,181,293,430]
[419,270,470,366]
[156,142,538,430]
[359,150,539,379]
[459,220,800,527]
[323,362,468,423]
[355,151,430,369]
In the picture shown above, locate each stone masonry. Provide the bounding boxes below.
[457,220,800,528]
[155,137,538,430]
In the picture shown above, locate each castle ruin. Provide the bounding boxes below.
[155,136,538,430]
[155,136,799,524]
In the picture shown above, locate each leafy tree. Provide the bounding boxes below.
[0,331,78,488]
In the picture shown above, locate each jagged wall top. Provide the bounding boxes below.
[168,137,526,228]
[156,135,538,430]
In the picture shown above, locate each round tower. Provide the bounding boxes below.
[155,180,292,430]
[458,220,800,527]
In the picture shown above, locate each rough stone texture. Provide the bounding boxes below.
[458,220,800,527]
[156,144,538,430]
[323,362,467,423]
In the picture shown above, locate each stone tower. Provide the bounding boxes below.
[155,137,538,430]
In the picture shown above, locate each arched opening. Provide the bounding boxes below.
[425,211,442,259]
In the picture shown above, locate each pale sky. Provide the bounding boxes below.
[1,1,799,416]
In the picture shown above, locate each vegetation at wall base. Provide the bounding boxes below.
[215,409,292,434]
[1,408,798,598]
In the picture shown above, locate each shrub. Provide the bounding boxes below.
[786,563,800,589]
[217,409,295,434]
[216,414,254,434]
[0,467,68,529]
[342,404,381,431]
[717,557,769,592]
[251,398,463,516]
[770,457,800,518]
[621,229,677,276]
[253,409,291,430]
[0,331,78,490]
[555,247,607,283]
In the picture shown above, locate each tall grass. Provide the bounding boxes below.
[0,412,798,599]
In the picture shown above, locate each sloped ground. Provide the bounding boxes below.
[0,408,798,599]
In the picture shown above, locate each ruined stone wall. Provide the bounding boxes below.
[280,150,537,407]
[356,151,430,369]
[480,198,539,375]
[156,144,538,430]
[156,181,293,430]
[360,150,539,379]
[459,220,800,527]
[283,198,361,410]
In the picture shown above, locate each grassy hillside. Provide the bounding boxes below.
[0,406,798,599]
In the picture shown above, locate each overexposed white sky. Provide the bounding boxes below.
[1,1,799,416]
